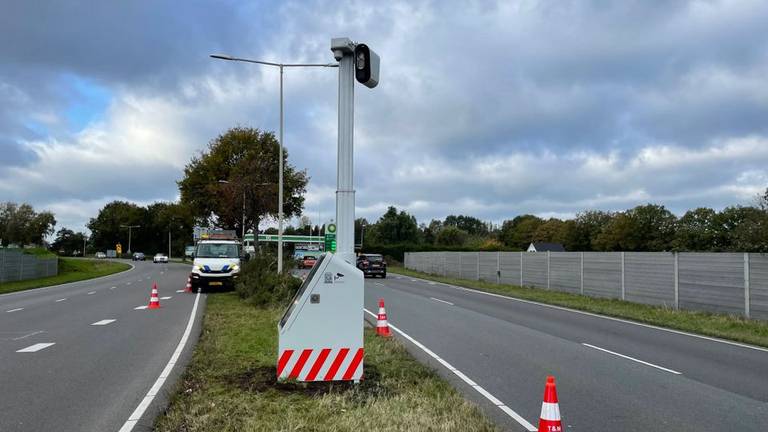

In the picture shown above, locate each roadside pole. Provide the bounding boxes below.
[334,39,356,265]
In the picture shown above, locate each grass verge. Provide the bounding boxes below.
[155,293,497,432]
[0,258,131,295]
[389,266,768,349]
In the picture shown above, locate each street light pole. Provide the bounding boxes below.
[210,54,337,273]
[120,225,140,255]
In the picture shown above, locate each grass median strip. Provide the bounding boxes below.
[155,293,497,432]
[0,258,131,295]
[389,266,768,349]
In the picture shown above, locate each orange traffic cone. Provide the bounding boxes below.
[376,299,392,337]
[148,282,161,309]
[184,276,192,293]
[538,376,562,432]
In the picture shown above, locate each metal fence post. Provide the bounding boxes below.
[674,252,679,310]
[443,252,447,277]
[744,253,751,318]
[496,251,501,284]
[476,252,480,281]
[19,254,24,281]
[580,252,584,295]
[459,253,463,279]
[621,252,626,301]
[547,251,551,290]
[519,252,524,287]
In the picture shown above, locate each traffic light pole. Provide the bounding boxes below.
[334,39,356,265]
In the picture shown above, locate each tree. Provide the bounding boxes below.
[51,228,87,256]
[436,226,468,246]
[0,202,57,247]
[500,215,543,249]
[712,206,768,252]
[533,218,567,244]
[593,204,677,251]
[444,215,488,236]
[561,210,614,251]
[178,127,308,235]
[87,201,145,252]
[367,206,419,244]
[672,207,717,251]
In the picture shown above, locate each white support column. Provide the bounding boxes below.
[744,253,751,318]
[476,252,480,281]
[459,253,463,279]
[621,252,626,301]
[443,252,447,277]
[335,47,356,265]
[547,251,551,290]
[580,252,584,295]
[674,252,679,310]
[496,251,501,284]
[519,252,524,287]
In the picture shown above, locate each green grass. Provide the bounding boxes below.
[155,293,497,432]
[20,247,56,257]
[0,258,131,295]
[389,266,768,348]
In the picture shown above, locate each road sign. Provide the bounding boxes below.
[116,243,122,254]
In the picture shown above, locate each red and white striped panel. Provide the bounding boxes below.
[277,347,364,381]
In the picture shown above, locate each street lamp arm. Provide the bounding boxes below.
[210,54,337,68]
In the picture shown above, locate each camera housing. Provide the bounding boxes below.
[354,44,379,89]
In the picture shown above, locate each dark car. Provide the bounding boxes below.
[132,252,145,261]
[357,253,386,278]
[299,255,317,269]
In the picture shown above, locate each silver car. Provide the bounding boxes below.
[153,253,169,264]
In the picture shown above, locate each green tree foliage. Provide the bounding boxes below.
[0,202,56,247]
[444,215,489,236]
[594,204,677,251]
[51,228,87,256]
[367,206,420,244]
[178,127,308,234]
[673,207,717,251]
[436,225,469,246]
[500,215,543,249]
[533,218,567,244]
[561,210,614,251]
[711,206,768,252]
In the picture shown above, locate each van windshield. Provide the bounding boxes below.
[196,243,240,258]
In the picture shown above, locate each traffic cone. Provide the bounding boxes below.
[376,298,392,337]
[538,376,562,432]
[184,276,192,293]
[148,283,161,309]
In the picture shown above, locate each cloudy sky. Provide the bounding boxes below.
[1,0,767,233]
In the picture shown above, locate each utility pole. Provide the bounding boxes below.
[121,225,140,255]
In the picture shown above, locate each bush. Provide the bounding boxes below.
[235,250,302,307]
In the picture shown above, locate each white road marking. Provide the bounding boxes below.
[119,290,202,432]
[0,262,135,299]
[410,279,417,282]
[12,330,44,340]
[134,305,148,310]
[55,298,67,302]
[582,343,682,374]
[16,343,55,353]
[160,296,172,300]
[374,282,385,286]
[428,282,437,285]
[430,297,454,306]
[110,286,117,290]
[176,290,185,293]
[363,308,537,431]
[87,291,96,295]
[92,319,116,326]
[6,308,24,313]
[126,282,132,285]
[396,273,768,354]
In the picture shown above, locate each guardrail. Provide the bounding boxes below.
[0,250,58,283]
[404,251,768,320]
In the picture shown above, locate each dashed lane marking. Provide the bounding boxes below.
[134,305,148,310]
[87,291,96,295]
[430,297,454,306]
[176,290,185,293]
[92,319,116,326]
[12,330,44,340]
[6,308,24,313]
[363,308,537,431]
[55,298,67,302]
[582,343,682,375]
[110,286,117,290]
[17,343,55,353]
[160,296,172,300]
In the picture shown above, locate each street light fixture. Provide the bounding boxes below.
[210,53,337,273]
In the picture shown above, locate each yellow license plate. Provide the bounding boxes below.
[209,281,223,286]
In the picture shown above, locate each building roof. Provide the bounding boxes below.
[529,242,566,252]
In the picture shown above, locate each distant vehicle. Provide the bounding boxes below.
[185,245,195,258]
[298,255,317,269]
[190,232,243,292]
[132,252,145,261]
[95,252,107,259]
[153,253,168,264]
[357,253,387,278]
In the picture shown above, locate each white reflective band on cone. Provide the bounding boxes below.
[539,402,561,421]
[377,320,388,327]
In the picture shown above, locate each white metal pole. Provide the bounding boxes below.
[242,190,246,239]
[277,65,284,273]
[169,230,172,259]
[335,49,355,264]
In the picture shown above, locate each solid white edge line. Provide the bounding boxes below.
[16,342,55,352]
[363,308,537,431]
[582,343,682,374]
[0,262,135,298]
[429,297,454,306]
[394,272,768,354]
[119,290,201,432]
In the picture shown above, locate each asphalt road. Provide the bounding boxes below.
[364,273,768,431]
[0,260,203,432]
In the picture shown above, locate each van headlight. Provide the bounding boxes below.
[192,265,202,273]
[230,264,240,272]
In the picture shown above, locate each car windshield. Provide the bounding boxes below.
[195,243,240,258]
[304,256,316,260]
[365,255,383,262]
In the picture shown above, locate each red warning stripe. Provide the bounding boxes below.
[277,349,293,376]
[288,349,313,379]
[305,348,332,381]
[323,348,350,381]
[342,348,364,380]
